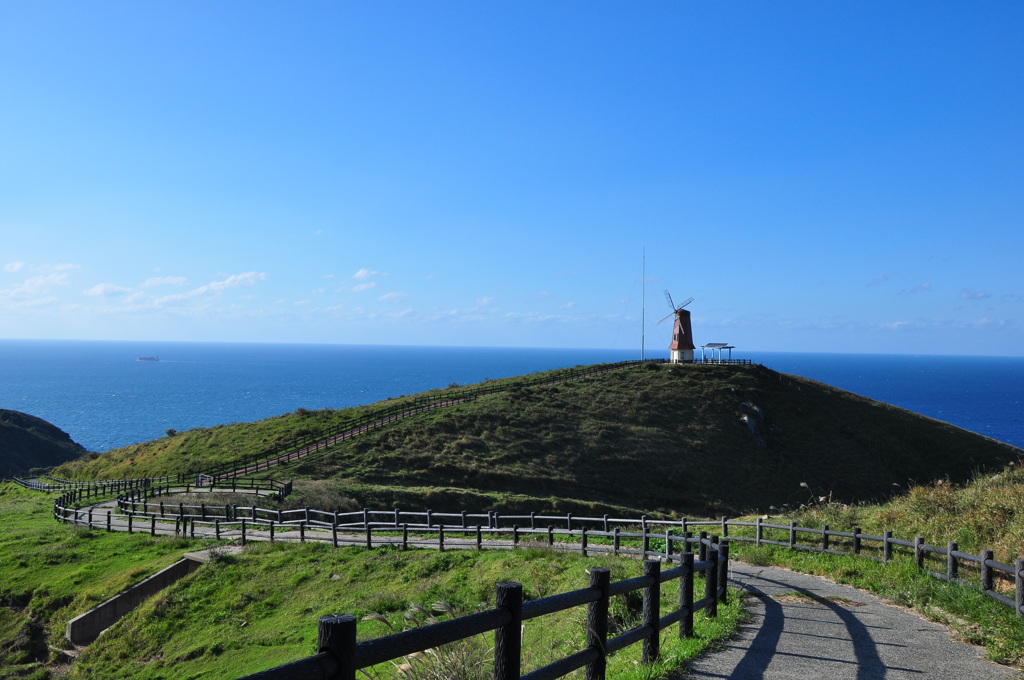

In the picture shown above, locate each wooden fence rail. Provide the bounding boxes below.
[237,548,725,680]
[49,482,1024,619]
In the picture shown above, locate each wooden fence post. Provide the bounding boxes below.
[883,530,893,563]
[721,516,728,537]
[718,541,730,605]
[755,517,762,546]
[318,614,356,680]
[852,527,862,554]
[665,528,673,557]
[613,527,620,555]
[438,525,445,552]
[680,552,694,638]
[948,541,959,581]
[1016,559,1024,619]
[241,519,247,546]
[642,560,661,664]
[494,582,524,680]
[981,549,994,593]
[915,536,925,568]
[402,524,409,551]
[788,521,797,549]
[581,528,588,556]
[365,525,372,550]
[585,567,610,680]
[822,524,829,552]
[705,548,719,618]
[698,532,708,576]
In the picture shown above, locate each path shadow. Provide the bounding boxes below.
[689,571,922,679]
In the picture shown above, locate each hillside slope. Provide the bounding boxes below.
[55,363,1022,517]
[0,409,86,478]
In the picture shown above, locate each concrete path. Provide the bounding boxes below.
[678,561,1020,679]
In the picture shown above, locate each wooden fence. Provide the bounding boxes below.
[48,484,1024,621]
[237,541,728,680]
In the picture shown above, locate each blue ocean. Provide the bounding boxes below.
[1,339,1022,453]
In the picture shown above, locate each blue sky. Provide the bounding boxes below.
[1,3,1021,356]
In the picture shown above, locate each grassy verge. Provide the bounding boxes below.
[70,543,744,680]
[0,483,216,679]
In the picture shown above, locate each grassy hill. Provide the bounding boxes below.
[0,410,86,478]
[53,362,1023,518]
[8,361,1024,677]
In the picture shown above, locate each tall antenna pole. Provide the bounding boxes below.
[641,248,646,361]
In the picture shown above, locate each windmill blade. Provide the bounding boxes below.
[657,311,674,325]
[664,289,676,311]
[678,296,694,309]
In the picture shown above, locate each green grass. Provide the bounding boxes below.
[68,544,744,680]
[0,483,217,678]
[52,362,1021,519]
[1,482,742,679]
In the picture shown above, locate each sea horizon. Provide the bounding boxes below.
[1,338,1022,454]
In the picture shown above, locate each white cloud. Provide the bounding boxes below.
[378,292,403,301]
[353,268,386,280]
[477,296,496,306]
[960,289,991,300]
[84,283,132,297]
[352,282,377,292]
[155,272,267,305]
[0,272,75,300]
[4,262,26,273]
[142,276,186,288]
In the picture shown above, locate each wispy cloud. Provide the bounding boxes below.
[867,272,898,286]
[84,283,132,297]
[900,282,932,296]
[960,289,992,300]
[353,268,386,281]
[0,264,80,301]
[352,282,377,292]
[476,296,496,306]
[4,262,26,273]
[154,272,267,305]
[378,292,403,301]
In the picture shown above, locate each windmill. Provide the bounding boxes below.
[658,291,695,363]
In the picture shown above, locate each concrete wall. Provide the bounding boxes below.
[66,557,201,645]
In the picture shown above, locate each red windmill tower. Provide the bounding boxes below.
[659,290,695,363]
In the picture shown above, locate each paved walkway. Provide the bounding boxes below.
[679,561,1020,679]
